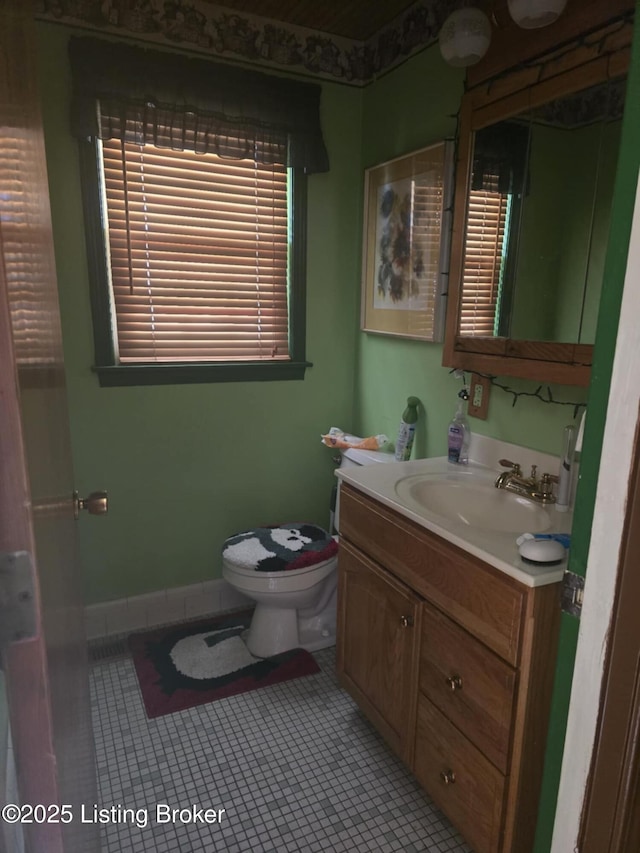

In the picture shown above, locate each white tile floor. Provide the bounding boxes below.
[90,632,472,852]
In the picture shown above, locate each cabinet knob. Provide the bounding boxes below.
[446,674,463,691]
[400,615,414,628]
[440,770,456,785]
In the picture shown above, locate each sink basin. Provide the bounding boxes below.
[395,475,551,534]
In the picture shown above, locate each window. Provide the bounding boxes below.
[0,117,57,366]
[69,36,328,386]
[461,121,529,337]
[459,175,509,336]
[92,137,300,380]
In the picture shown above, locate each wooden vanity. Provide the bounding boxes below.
[336,483,561,853]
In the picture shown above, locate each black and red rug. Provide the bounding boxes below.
[128,609,320,719]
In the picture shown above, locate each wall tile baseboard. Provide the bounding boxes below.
[85,580,251,640]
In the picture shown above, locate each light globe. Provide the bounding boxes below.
[439,7,492,68]
[507,0,568,29]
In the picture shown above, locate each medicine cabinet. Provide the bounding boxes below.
[443,9,633,386]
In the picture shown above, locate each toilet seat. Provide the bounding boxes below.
[223,554,337,579]
[222,522,337,573]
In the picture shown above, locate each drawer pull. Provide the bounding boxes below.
[446,674,463,691]
[440,770,456,785]
[400,615,414,628]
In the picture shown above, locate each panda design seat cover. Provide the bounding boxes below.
[222,523,338,572]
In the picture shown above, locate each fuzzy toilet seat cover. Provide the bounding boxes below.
[222,523,338,572]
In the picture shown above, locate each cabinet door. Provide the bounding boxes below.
[337,539,420,764]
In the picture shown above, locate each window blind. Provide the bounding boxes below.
[408,177,445,338]
[0,120,57,364]
[101,139,290,363]
[459,176,508,336]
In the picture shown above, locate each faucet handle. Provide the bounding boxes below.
[539,472,558,502]
[499,459,522,475]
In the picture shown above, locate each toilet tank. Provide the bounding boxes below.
[333,445,396,533]
[340,446,394,468]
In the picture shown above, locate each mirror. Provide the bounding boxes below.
[443,22,632,387]
[462,78,625,346]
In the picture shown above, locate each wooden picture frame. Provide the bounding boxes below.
[361,140,454,341]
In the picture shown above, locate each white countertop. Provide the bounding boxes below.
[335,455,571,588]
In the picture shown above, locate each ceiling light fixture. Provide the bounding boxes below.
[507,0,568,29]
[439,7,492,68]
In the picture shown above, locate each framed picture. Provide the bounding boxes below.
[361,140,454,341]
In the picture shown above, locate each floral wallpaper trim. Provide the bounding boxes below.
[531,78,627,128]
[34,0,455,86]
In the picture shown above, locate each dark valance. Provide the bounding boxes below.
[472,122,529,195]
[68,37,329,174]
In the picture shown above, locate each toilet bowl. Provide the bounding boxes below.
[222,443,396,658]
[222,553,338,657]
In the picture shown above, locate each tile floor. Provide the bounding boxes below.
[90,633,472,853]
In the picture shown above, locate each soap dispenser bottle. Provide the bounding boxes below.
[448,398,470,464]
[395,397,420,461]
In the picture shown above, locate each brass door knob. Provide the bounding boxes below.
[440,770,456,785]
[446,674,463,691]
[73,490,108,520]
[400,615,414,628]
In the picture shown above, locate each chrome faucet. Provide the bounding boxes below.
[494,459,557,504]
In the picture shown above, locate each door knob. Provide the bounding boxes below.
[446,674,463,691]
[400,615,414,628]
[73,490,108,520]
[440,770,456,785]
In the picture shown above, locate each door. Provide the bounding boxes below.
[578,419,640,852]
[0,2,99,851]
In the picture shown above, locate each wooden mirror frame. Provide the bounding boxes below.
[443,10,633,388]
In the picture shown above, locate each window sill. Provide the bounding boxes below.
[93,361,313,387]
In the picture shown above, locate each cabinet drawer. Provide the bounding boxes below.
[420,601,516,773]
[339,485,524,664]
[414,696,505,853]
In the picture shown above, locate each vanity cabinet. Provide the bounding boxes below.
[336,484,561,853]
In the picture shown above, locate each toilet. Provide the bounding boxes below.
[222,443,396,658]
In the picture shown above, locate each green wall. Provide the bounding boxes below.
[510,119,621,345]
[578,119,623,344]
[550,124,598,342]
[511,124,568,342]
[36,24,363,604]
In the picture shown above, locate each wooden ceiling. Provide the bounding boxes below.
[200,1,419,41]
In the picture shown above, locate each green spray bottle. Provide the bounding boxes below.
[394,397,420,461]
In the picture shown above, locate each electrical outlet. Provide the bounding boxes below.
[467,373,490,420]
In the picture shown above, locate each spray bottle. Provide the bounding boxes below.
[395,397,420,461]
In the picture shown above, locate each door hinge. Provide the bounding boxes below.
[561,570,585,618]
[0,551,37,646]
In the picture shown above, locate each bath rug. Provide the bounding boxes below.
[128,610,320,718]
